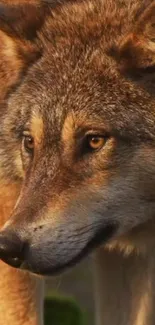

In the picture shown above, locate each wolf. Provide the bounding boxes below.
[0,0,155,324]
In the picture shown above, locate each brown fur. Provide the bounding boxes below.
[0,2,45,325]
[0,0,155,324]
[0,180,44,325]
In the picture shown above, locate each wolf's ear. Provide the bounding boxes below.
[0,2,49,98]
[116,2,155,73]
[0,1,49,40]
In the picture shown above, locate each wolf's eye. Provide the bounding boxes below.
[86,135,106,151]
[23,135,34,153]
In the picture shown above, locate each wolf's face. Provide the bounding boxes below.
[0,0,155,275]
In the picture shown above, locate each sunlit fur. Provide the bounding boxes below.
[0,0,155,324]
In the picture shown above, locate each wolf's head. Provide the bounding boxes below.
[0,0,155,275]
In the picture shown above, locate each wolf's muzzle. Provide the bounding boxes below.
[0,223,116,275]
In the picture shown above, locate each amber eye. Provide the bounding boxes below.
[23,135,34,153]
[86,135,106,151]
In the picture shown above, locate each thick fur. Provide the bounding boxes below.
[0,0,155,275]
[0,1,155,325]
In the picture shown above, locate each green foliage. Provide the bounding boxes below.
[44,296,84,325]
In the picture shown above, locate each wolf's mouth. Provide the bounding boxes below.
[1,256,23,268]
[19,223,117,275]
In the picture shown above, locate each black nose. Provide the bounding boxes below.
[0,230,24,268]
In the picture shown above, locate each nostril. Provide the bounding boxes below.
[0,231,24,268]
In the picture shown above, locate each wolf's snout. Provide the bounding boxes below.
[0,220,116,275]
[0,231,25,268]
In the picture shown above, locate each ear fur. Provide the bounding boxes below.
[0,1,49,40]
[117,2,155,72]
[0,1,49,99]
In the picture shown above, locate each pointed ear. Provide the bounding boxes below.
[0,1,49,39]
[0,2,49,99]
[116,2,155,73]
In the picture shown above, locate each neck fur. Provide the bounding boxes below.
[0,182,44,325]
[94,245,155,325]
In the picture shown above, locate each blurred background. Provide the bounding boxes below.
[44,257,95,325]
